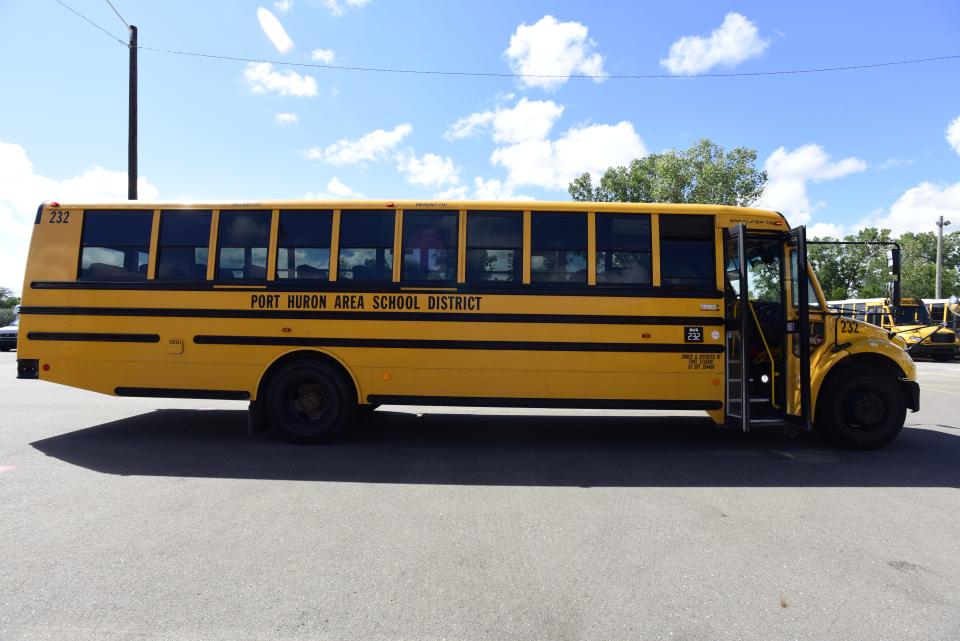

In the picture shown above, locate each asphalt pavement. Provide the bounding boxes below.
[1,351,959,641]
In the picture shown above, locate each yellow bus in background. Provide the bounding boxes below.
[16,200,918,449]
[926,297,960,358]
[830,297,957,361]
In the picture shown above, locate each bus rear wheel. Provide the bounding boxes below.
[265,360,356,444]
[815,365,905,450]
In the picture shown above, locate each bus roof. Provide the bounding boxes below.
[828,298,923,306]
[40,199,784,217]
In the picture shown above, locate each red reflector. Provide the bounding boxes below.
[42,363,50,371]
[50,201,60,207]
[386,202,395,208]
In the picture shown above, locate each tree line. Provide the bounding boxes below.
[569,138,959,300]
[0,287,20,327]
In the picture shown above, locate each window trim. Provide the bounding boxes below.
[529,211,589,286]
[154,209,214,282]
[77,208,154,282]
[400,209,460,284]
[465,210,524,285]
[274,209,334,281]
[214,209,273,282]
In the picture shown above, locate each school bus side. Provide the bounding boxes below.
[17,200,917,448]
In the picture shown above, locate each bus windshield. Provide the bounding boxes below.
[892,305,930,325]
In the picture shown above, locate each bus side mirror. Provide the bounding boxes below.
[888,280,902,307]
[950,295,960,316]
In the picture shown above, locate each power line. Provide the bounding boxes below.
[138,47,960,80]
[52,0,960,80]
[52,0,127,46]
[103,0,130,31]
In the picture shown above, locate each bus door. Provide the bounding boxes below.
[724,225,811,430]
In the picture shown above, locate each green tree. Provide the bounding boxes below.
[569,138,767,206]
[0,287,19,308]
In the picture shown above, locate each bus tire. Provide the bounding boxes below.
[265,360,356,444]
[815,365,906,450]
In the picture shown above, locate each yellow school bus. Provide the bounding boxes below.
[830,297,957,361]
[926,298,960,358]
[16,200,918,449]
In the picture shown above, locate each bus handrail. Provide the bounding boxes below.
[747,300,779,410]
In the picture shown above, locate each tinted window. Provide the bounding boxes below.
[277,210,332,280]
[402,211,458,282]
[217,210,271,280]
[157,210,211,280]
[338,210,395,282]
[660,214,715,289]
[79,210,152,281]
[531,213,587,284]
[596,213,651,285]
[466,211,522,283]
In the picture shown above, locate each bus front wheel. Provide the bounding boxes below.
[815,365,906,450]
[265,360,356,444]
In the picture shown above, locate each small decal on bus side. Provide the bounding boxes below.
[48,210,70,224]
[685,326,704,342]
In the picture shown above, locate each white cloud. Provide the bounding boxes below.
[472,177,534,201]
[808,222,848,239]
[273,0,293,12]
[303,177,364,199]
[445,98,564,143]
[877,157,915,170]
[323,0,369,17]
[867,181,960,234]
[432,177,534,201]
[310,48,335,64]
[660,12,769,75]
[947,115,960,156]
[275,112,299,125]
[256,7,294,55]
[504,15,606,90]
[0,139,159,293]
[755,144,866,224]
[304,123,412,165]
[397,152,460,187]
[244,62,317,96]
[491,121,646,190]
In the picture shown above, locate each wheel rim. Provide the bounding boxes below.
[287,379,331,425]
[840,383,888,431]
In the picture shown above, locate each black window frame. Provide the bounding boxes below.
[659,214,717,291]
[337,210,396,283]
[530,211,588,285]
[77,209,153,282]
[156,209,212,281]
[401,210,459,284]
[595,212,653,286]
[276,209,334,281]
[465,210,524,285]
[215,210,272,281]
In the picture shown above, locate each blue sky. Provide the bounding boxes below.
[1,0,959,292]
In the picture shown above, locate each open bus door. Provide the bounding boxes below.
[724,224,812,431]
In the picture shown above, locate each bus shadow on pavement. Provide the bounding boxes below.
[30,408,960,487]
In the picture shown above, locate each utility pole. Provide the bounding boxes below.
[128,24,138,200]
[936,215,951,298]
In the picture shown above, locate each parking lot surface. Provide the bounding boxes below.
[1,351,959,640]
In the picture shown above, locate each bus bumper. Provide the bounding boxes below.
[17,359,39,380]
[901,380,920,412]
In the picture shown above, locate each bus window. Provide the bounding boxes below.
[931,303,945,323]
[276,210,332,280]
[596,213,651,285]
[338,210,394,282]
[156,210,211,280]
[892,305,930,325]
[855,302,866,321]
[78,210,152,281]
[466,211,522,283]
[659,215,715,289]
[867,306,882,325]
[402,211,458,282]
[531,212,587,284]
[217,210,271,280]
